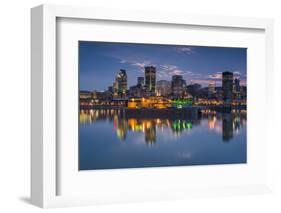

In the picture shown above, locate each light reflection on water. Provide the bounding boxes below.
[79,109,247,170]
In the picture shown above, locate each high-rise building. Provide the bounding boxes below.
[208,82,216,97]
[115,69,127,97]
[137,77,144,87]
[240,86,247,99]
[233,78,240,100]
[113,81,119,98]
[156,80,171,97]
[171,75,186,98]
[186,83,201,98]
[145,66,156,95]
[129,85,142,97]
[222,71,233,104]
[234,78,240,92]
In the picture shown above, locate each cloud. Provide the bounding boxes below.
[233,71,241,75]
[120,59,127,64]
[157,64,193,79]
[175,47,194,55]
[132,61,152,68]
[208,71,242,80]
[120,59,153,69]
[208,72,222,79]
[190,79,220,86]
[120,60,194,80]
[233,71,242,79]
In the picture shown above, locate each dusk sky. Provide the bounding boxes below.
[79,41,247,91]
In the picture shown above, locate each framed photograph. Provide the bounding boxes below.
[31,4,274,208]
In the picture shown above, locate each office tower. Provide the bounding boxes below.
[156,80,171,97]
[208,82,216,97]
[145,66,156,95]
[186,83,201,97]
[222,71,233,104]
[115,69,127,97]
[171,75,186,98]
[137,77,144,87]
[234,78,241,100]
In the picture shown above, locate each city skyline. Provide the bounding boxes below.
[79,41,247,91]
[79,41,247,170]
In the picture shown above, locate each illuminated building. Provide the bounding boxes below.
[156,80,171,97]
[145,66,156,95]
[222,71,233,104]
[208,82,216,98]
[112,81,119,98]
[171,75,186,98]
[114,69,127,97]
[233,78,241,100]
[127,77,148,97]
[79,90,92,99]
[129,85,141,97]
[127,97,172,109]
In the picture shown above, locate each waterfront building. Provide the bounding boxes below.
[222,71,233,104]
[171,75,186,98]
[127,97,172,109]
[129,85,142,97]
[79,90,92,100]
[156,80,171,97]
[145,66,156,95]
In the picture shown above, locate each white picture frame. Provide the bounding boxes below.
[31,4,274,208]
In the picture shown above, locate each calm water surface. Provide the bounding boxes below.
[79,109,246,170]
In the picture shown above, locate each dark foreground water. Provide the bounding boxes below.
[79,109,246,170]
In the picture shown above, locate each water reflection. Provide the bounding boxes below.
[80,109,246,143]
[79,109,247,170]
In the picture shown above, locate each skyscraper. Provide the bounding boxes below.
[145,66,156,95]
[186,83,201,98]
[115,69,127,97]
[156,80,171,97]
[113,81,119,98]
[171,75,186,98]
[208,82,216,98]
[137,77,144,87]
[234,78,240,100]
[222,71,233,104]
[234,78,240,91]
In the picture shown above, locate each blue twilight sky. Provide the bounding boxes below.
[79,41,247,91]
